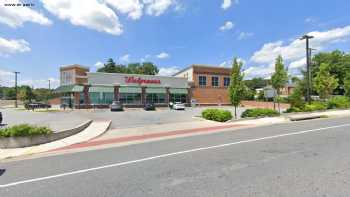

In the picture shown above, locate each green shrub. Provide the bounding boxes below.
[327,96,350,109]
[304,102,327,112]
[202,109,233,122]
[241,108,280,118]
[0,124,52,138]
[286,107,304,113]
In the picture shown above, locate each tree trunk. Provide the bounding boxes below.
[234,106,237,119]
[277,94,281,113]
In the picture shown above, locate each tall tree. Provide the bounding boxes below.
[140,62,159,75]
[311,50,350,95]
[271,55,288,112]
[314,63,338,99]
[229,58,245,119]
[344,71,350,97]
[97,58,127,73]
[97,58,159,75]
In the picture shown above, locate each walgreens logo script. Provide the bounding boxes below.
[125,76,161,84]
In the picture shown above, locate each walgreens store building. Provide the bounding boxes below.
[55,65,190,108]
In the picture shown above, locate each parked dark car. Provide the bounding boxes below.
[110,101,123,112]
[25,102,51,110]
[144,103,156,111]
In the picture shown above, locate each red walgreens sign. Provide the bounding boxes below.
[125,76,161,85]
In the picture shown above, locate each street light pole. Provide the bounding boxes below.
[300,35,314,104]
[13,71,20,108]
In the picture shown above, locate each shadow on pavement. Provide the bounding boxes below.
[0,169,6,176]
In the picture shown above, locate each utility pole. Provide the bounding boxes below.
[48,79,51,90]
[13,71,20,108]
[308,48,317,100]
[300,35,314,104]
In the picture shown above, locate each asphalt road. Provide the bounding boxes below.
[1,117,350,196]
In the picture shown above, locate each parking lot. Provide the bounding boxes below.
[0,106,246,131]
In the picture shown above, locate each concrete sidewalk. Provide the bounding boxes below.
[53,109,350,153]
[0,120,111,160]
[52,117,288,153]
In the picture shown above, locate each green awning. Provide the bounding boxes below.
[146,87,166,94]
[119,86,142,94]
[169,88,188,94]
[55,85,84,93]
[89,86,114,93]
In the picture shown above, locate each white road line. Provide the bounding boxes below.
[1,123,350,188]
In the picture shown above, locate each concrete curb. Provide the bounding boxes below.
[0,120,92,149]
[0,120,111,160]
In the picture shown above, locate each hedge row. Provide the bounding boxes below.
[241,108,280,118]
[0,124,52,138]
[202,109,233,122]
[287,96,350,113]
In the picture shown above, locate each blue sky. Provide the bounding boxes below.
[0,0,350,88]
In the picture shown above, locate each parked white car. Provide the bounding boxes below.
[172,102,185,110]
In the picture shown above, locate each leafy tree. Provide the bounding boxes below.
[344,71,350,97]
[17,86,34,102]
[2,87,16,99]
[271,55,288,112]
[139,62,159,75]
[314,63,338,99]
[97,58,127,73]
[312,50,350,95]
[243,87,256,100]
[97,58,159,75]
[244,77,268,90]
[34,88,55,102]
[288,85,305,110]
[229,58,245,119]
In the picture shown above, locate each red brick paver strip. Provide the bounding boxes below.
[53,124,246,152]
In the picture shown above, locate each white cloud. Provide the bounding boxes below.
[220,58,245,67]
[243,64,274,79]
[0,0,52,28]
[105,0,143,20]
[143,0,174,16]
[119,54,130,62]
[251,26,350,65]
[94,61,104,68]
[19,78,60,89]
[222,0,238,10]
[158,66,179,76]
[156,52,170,59]
[219,21,234,31]
[305,17,317,24]
[0,68,14,87]
[247,25,350,79]
[238,32,254,40]
[0,37,30,56]
[221,0,231,10]
[41,0,123,35]
[289,57,306,69]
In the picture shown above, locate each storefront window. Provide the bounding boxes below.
[170,94,187,103]
[79,92,85,104]
[119,93,141,105]
[146,93,166,104]
[89,92,114,105]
